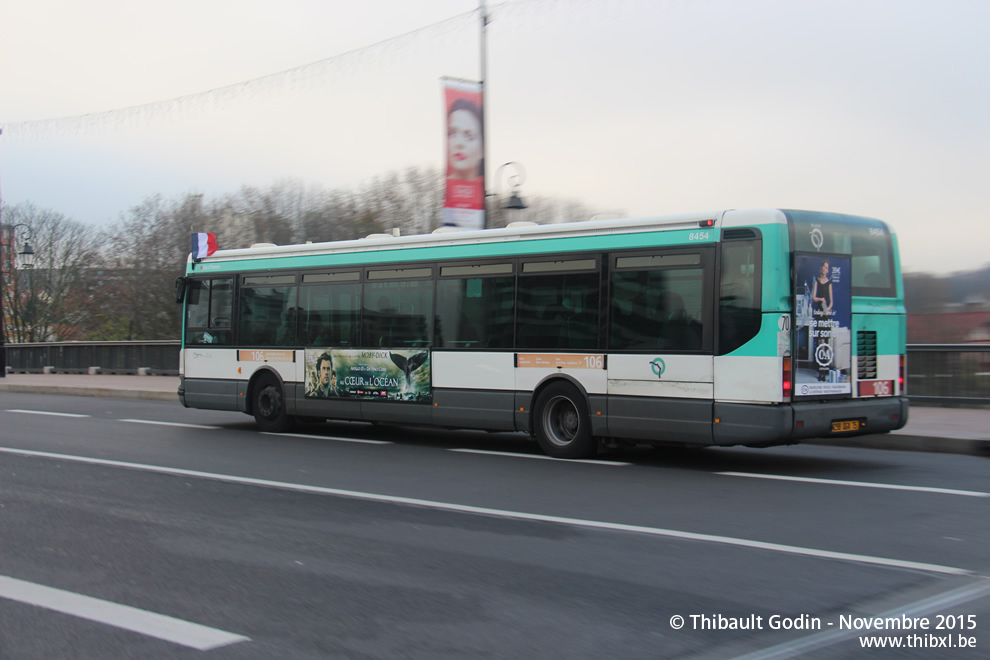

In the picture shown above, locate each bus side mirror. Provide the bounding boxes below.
[175,277,186,304]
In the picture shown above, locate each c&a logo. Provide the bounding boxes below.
[650,358,666,379]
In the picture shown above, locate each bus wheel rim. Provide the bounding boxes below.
[544,395,579,447]
[258,387,280,418]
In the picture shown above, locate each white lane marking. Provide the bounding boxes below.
[718,472,990,498]
[731,579,990,660]
[0,446,970,577]
[6,409,90,418]
[451,448,630,466]
[120,419,220,430]
[260,432,391,445]
[0,575,249,651]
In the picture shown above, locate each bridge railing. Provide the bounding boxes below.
[3,342,990,404]
[906,344,990,406]
[3,341,180,376]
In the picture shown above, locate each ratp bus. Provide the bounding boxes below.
[176,209,908,458]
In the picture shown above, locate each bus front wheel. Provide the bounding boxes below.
[533,382,595,459]
[253,375,294,433]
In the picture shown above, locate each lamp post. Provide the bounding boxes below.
[0,223,36,377]
[493,162,527,227]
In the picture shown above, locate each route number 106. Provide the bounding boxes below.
[859,380,893,397]
[870,381,891,396]
[584,355,604,369]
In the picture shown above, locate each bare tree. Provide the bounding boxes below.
[7,164,606,342]
[1,202,100,342]
[94,194,202,339]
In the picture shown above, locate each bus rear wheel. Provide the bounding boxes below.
[253,375,294,433]
[533,382,595,459]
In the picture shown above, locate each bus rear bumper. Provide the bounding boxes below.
[788,396,909,441]
[714,397,909,447]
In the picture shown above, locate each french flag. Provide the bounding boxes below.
[191,232,218,260]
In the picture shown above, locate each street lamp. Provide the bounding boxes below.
[0,224,35,377]
[493,162,527,226]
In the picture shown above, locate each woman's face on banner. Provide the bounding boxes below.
[447,108,482,180]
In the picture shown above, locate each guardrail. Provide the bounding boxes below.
[906,344,990,406]
[2,342,989,404]
[3,340,180,376]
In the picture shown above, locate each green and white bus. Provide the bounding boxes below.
[176,209,908,458]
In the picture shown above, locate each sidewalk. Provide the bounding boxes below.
[0,373,179,402]
[1,373,987,456]
[811,406,989,456]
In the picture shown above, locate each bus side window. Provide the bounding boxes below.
[185,278,233,345]
[436,276,514,348]
[300,273,361,347]
[718,241,761,355]
[237,284,297,346]
[363,279,433,348]
[211,280,233,327]
[610,267,704,351]
[516,272,599,350]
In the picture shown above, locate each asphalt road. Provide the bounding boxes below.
[0,393,987,659]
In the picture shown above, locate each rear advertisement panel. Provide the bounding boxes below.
[305,349,431,402]
[794,253,851,397]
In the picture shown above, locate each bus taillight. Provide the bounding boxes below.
[899,354,906,394]
[782,357,792,400]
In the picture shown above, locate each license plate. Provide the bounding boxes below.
[831,419,861,433]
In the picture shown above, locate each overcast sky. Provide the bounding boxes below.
[1,0,987,274]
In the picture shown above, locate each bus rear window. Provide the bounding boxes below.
[787,211,896,297]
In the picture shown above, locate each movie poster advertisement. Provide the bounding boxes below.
[442,77,485,230]
[304,349,431,402]
[794,253,852,397]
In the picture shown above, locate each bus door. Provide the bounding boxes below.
[606,247,715,445]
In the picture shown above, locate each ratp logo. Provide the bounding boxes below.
[650,358,666,379]
[810,227,824,251]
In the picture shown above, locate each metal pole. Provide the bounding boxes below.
[0,127,6,378]
[480,0,489,229]
[0,231,6,378]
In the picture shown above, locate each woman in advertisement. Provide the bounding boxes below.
[447,98,483,184]
[812,259,833,317]
[811,259,834,382]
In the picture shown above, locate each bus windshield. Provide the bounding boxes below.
[786,210,896,297]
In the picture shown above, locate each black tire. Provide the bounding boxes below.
[252,375,294,433]
[533,382,595,459]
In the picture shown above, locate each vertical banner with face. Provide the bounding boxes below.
[794,253,852,397]
[442,77,485,230]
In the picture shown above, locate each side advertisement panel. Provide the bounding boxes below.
[794,253,851,397]
[304,348,431,402]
